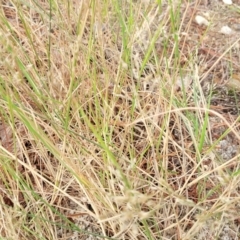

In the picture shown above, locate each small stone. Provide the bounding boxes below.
[219,26,233,35]
[222,0,232,5]
[195,15,210,26]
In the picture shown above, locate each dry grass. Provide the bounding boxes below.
[0,0,240,239]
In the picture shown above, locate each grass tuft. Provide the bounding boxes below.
[0,0,240,239]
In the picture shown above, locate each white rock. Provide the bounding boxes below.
[220,26,233,35]
[222,0,232,5]
[195,15,209,26]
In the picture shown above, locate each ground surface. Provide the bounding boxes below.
[0,0,240,240]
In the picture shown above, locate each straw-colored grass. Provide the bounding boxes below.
[0,1,240,239]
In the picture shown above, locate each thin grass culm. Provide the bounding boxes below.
[0,1,240,240]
